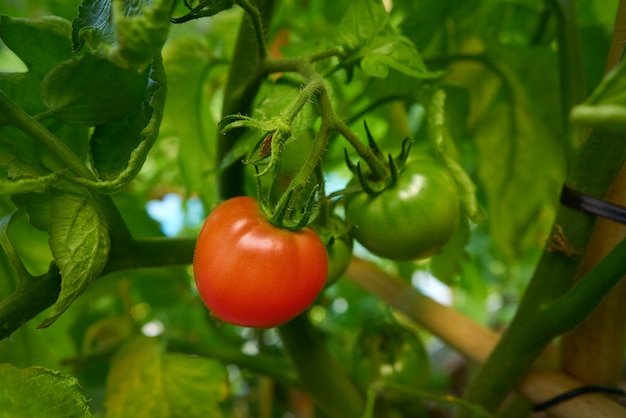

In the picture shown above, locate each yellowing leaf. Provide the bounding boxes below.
[105,336,227,418]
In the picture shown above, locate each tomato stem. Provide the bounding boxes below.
[235,0,269,61]
[268,123,329,229]
[279,314,364,418]
[330,114,389,181]
[218,0,277,199]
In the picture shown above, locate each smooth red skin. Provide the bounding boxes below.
[193,196,328,328]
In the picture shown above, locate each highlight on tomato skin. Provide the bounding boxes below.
[192,196,329,328]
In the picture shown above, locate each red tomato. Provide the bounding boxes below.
[193,196,328,328]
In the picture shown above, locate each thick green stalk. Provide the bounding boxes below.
[0,237,196,340]
[278,314,364,418]
[549,0,587,146]
[460,1,626,413]
[459,235,626,414]
[559,0,626,387]
[462,257,626,414]
[168,338,300,389]
[217,0,277,199]
[0,264,61,338]
[346,257,626,418]
[461,130,626,416]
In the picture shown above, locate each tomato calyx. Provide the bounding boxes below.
[262,183,320,230]
[344,121,414,195]
[220,114,293,177]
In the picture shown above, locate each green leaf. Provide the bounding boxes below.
[162,354,227,417]
[12,184,111,327]
[336,0,441,79]
[0,170,65,195]
[161,36,222,208]
[256,82,318,139]
[79,56,167,193]
[109,0,174,67]
[73,0,174,68]
[72,0,115,51]
[41,53,148,126]
[0,363,93,418]
[0,15,73,113]
[89,107,152,180]
[105,336,227,418]
[473,78,565,260]
[394,0,452,51]
[0,128,66,186]
[571,58,626,132]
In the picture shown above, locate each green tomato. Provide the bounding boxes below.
[325,231,353,288]
[345,155,460,261]
[352,322,431,402]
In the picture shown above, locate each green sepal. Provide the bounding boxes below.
[363,121,383,159]
[268,184,321,231]
[346,131,414,195]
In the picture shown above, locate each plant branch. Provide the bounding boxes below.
[0,237,196,340]
[0,91,132,241]
[218,0,277,199]
[548,0,587,146]
[0,91,95,181]
[261,46,346,74]
[235,0,269,61]
[168,338,301,389]
[0,263,61,338]
[545,237,626,331]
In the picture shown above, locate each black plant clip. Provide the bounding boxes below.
[560,185,626,225]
